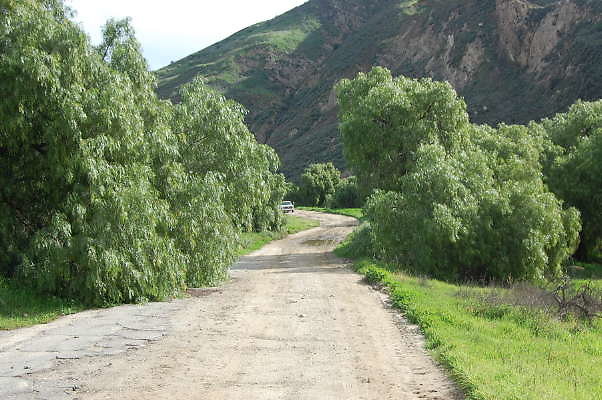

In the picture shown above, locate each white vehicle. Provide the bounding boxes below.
[279,201,295,213]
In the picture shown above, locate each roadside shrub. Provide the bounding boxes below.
[251,172,287,232]
[365,131,580,282]
[335,222,376,259]
[330,176,362,208]
[336,66,471,194]
[0,3,184,303]
[338,67,580,282]
[364,267,387,285]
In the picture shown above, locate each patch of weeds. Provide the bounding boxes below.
[364,267,387,285]
[0,277,84,330]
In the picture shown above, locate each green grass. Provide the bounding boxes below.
[156,7,321,99]
[572,261,602,291]
[336,241,602,399]
[1,215,319,331]
[298,206,363,219]
[0,277,84,330]
[237,214,320,256]
[572,261,602,279]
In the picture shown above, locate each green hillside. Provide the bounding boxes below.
[157,4,322,98]
[157,0,602,179]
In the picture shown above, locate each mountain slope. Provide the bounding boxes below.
[157,0,602,179]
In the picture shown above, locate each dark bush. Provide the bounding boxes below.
[541,101,602,261]
[330,176,362,208]
[296,162,341,206]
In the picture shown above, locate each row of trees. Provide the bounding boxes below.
[0,0,285,304]
[337,67,600,282]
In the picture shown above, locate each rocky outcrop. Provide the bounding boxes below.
[495,0,585,75]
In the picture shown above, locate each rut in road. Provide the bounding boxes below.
[2,211,463,400]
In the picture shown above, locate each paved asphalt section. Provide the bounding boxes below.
[1,210,462,399]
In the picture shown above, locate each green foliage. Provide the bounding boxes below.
[0,1,180,303]
[171,77,286,233]
[341,256,602,400]
[297,162,341,206]
[334,222,376,259]
[0,275,84,330]
[363,266,387,285]
[338,67,580,282]
[541,100,602,261]
[252,172,288,233]
[336,67,471,194]
[0,1,285,305]
[283,182,302,205]
[330,176,362,208]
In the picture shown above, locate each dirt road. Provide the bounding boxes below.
[1,211,462,399]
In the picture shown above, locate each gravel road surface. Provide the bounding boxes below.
[1,211,462,399]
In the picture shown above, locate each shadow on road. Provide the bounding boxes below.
[232,252,353,276]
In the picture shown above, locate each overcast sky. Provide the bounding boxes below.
[66,0,308,70]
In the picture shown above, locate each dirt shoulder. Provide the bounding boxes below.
[1,210,462,400]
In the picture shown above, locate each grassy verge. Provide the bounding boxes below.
[568,262,602,291]
[237,214,320,256]
[0,277,85,330]
[336,243,602,399]
[1,214,319,331]
[298,206,363,219]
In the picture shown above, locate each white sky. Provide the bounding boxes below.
[66,0,308,70]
